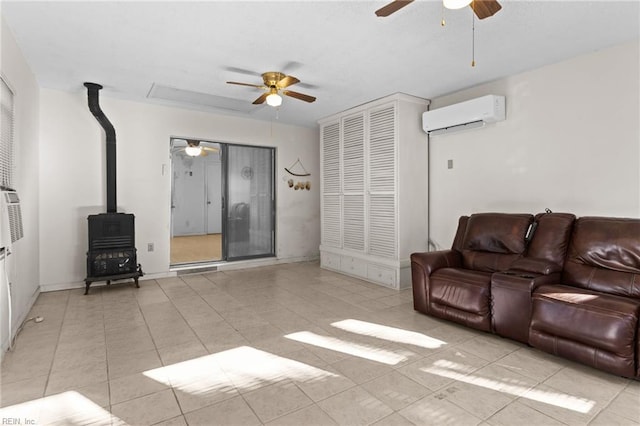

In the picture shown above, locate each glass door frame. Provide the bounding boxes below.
[221,143,276,262]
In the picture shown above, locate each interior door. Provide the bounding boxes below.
[172,155,206,236]
[224,145,275,260]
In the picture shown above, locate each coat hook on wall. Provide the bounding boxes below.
[285,158,311,177]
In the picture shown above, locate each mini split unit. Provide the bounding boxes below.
[422,95,506,135]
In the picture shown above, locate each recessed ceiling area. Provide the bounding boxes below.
[2,1,638,128]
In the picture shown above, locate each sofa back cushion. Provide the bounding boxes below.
[527,212,576,267]
[461,213,533,272]
[563,217,640,298]
[452,216,469,252]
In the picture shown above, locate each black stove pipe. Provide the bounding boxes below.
[84,82,117,213]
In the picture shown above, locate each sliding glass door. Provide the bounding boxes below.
[224,144,275,260]
[170,139,274,265]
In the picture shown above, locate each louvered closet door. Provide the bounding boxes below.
[368,104,397,258]
[321,121,341,247]
[342,114,365,251]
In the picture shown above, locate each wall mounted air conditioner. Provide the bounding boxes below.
[0,190,24,251]
[422,95,505,135]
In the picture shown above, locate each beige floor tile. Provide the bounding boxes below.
[153,415,188,426]
[318,387,394,426]
[111,389,181,425]
[371,413,416,426]
[150,328,200,350]
[605,388,640,422]
[435,381,516,420]
[106,326,156,356]
[173,384,239,415]
[109,371,170,404]
[266,404,338,426]
[74,380,110,408]
[516,383,599,424]
[107,348,162,379]
[157,340,208,365]
[184,395,261,426]
[486,400,564,425]
[542,365,629,403]
[251,335,308,357]
[589,408,640,426]
[51,343,107,371]
[0,389,113,426]
[399,393,483,425]
[360,371,431,411]
[290,363,356,403]
[454,335,521,362]
[3,262,639,426]
[0,374,47,407]
[192,321,248,348]
[238,323,287,343]
[45,359,108,395]
[494,347,565,381]
[1,349,53,384]
[625,381,640,395]
[147,351,238,413]
[243,381,314,423]
[330,357,394,384]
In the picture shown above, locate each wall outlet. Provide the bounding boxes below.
[147,243,154,252]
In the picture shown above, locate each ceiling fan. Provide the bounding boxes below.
[375,0,501,20]
[173,139,219,157]
[227,71,316,107]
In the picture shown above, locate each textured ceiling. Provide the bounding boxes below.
[2,1,639,128]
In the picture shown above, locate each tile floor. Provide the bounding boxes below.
[1,261,638,425]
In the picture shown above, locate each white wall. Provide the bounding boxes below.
[428,40,640,249]
[0,16,41,353]
[39,89,320,290]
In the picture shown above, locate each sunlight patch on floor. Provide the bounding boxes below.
[144,346,338,394]
[285,331,410,365]
[423,360,595,413]
[331,319,447,349]
[0,391,121,426]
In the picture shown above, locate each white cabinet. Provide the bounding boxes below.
[319,93,430,289]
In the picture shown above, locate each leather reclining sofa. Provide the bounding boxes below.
[411,212,640,378]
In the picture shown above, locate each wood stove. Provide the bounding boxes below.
[83,83,143,294]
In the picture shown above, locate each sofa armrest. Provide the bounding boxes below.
[509,257,562,275]
[491,271,561,343]
[410,250,461,314]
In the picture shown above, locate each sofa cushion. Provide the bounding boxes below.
[430,268,492,315]
[531,284,640,358]
[460,213,533,272]
[527,212,576,268]
[429,268,493,331]
[563,217,640,298]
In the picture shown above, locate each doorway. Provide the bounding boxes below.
[170,139,275,265]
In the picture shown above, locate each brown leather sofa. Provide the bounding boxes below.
[411,212,640,378]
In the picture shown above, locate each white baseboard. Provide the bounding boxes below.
[38,256,320,292]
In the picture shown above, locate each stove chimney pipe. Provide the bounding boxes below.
[84,82,117,213]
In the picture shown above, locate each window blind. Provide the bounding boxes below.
[0,77,15,190]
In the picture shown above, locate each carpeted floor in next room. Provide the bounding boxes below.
[1,261,638,425]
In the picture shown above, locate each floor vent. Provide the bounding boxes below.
[175,265,219,275]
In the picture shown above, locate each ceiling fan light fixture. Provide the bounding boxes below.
[185,146,202,157]
[443,0,472,10]
[266,92,282,107]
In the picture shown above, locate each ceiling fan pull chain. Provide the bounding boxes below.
[471,5,476,67]
[441,1,446,26]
